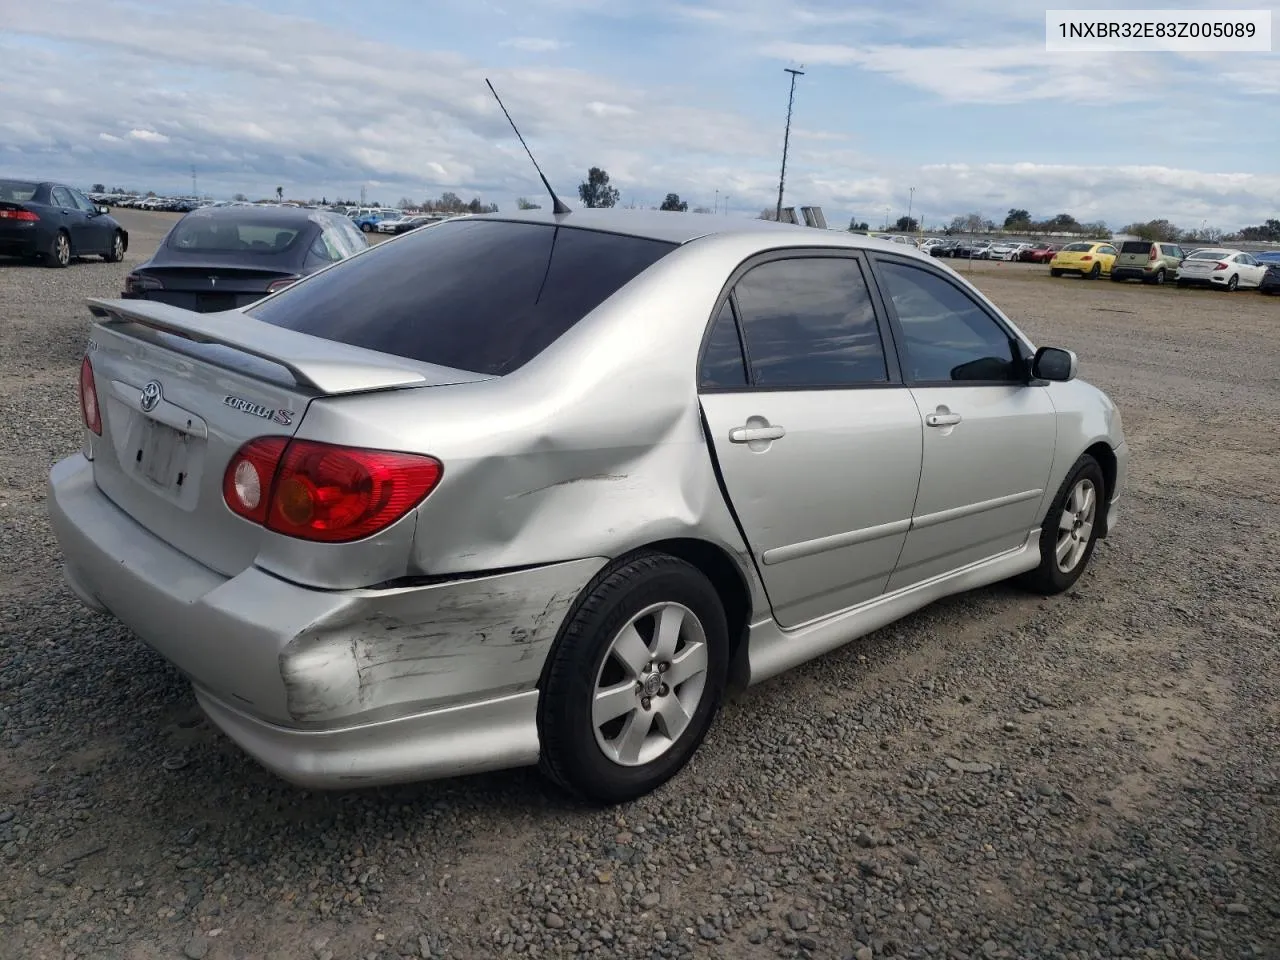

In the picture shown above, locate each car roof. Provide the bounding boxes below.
[176,205,330,226]
[460,208,933,257]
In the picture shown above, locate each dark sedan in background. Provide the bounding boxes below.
[123,206,369,313]
[0,179,128,267]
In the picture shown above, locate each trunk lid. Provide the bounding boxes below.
[133,264,299,313]
[82,298,488,578]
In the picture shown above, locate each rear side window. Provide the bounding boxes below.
[249,220,676,376]
[699,302,748,388]
[731,256,888,387]
[1120,241,1152,254]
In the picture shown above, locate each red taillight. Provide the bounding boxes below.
[266,277,299,294]
[79,355,102,435]
[124,273,163,293]
[223,438,442,543]
[1080,255,1092,261]
[1148,247,1158,260]
[1213,262,1228,271]
[0,209,39,221]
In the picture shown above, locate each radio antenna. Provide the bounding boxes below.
[485,78,571,215]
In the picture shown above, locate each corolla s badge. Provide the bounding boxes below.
[140,380,163,413]
[223,394,294,426]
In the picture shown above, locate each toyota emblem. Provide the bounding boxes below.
[140,380,163,413]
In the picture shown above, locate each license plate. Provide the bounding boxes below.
[137,419,187,490]
[196,293,237,312]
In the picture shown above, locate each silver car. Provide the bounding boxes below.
[49,210,1128,804]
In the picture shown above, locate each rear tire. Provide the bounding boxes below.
[360,222,373,233]
[46,230,71,268]
[1177,279,1189,288]
[1050,268,1063,277]
[1226,274,1238,291]
[1149,268,1165,285]
[1085,263,1101,280]
[537,552,729,805]
[1016,454,1106,596]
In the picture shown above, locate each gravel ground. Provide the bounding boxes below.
[1,211,1277,960]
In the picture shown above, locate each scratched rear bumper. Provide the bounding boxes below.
[49,452,608,785]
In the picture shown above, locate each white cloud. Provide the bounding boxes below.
[127,128,169,143]
[500,37,567,52]
[98,132,122,142]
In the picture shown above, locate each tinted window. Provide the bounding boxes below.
[51,187,75,207]
[731,257,888,388]
[1099,246,1117,256]
[249,220,676,376]
[1061,242,1093,252]
[168,217,302,253]
[1187,249,1226,260]
[1120,241,1152,254]
[70,190,98,214]
[699,302,748,388]
[878,261,1017,384]
[0,179,38,202]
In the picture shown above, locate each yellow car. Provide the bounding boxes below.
[1049,241,1118,279]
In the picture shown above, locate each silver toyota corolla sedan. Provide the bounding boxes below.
[49,209,1128,804]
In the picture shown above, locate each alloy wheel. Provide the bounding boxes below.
[592,602,709,767]
[55,234,70,266]
[1056,478,1096,573]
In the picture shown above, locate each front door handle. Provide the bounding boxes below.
[925,412,962,427]
[729,425,786,443]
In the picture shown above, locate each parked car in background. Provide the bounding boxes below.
[1110,240,1187,285]
[122,206,369,312]
[1175,249,1268,291]
[969,241,993,260]
[930,239,959,258]
[1021,243,1059,263]
[0,178,128,267]
[1253,251,1280,267]
[987,242,1020,261]
[1259,261,1280,295]
[1050,241,1117,279]
[387,215,442,235]
[52,212,1127,803]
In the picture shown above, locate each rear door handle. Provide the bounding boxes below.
[729,425,786,443]
[925,412,962,427]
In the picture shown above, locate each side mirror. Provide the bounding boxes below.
[1032,346,1077,382]
[97,205,110,215]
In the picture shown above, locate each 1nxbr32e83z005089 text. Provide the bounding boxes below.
[1045,8,1272,52]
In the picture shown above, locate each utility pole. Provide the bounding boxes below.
[724,195,730,215]
[191,165,198,199]
[714,189,719,215]
[908,186,915,228]
[775,66,805,221]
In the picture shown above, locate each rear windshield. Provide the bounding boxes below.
[1120,241,1152,254]
[0,180,39,202]
[168,217,303,253]
[1186,249,1226,260]
[1061,242,1094,252]
[248,219,677,376]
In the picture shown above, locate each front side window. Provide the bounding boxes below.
[51,187,75,208]
[731,256,889,388]
[877,261,1018,384]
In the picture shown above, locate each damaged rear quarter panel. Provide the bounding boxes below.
[279,557,606,724]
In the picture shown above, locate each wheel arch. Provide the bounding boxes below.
[1083,441,1117,538]
[537,538,755,695]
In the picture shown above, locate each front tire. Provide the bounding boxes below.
[537,552,728,805]
[103,231,125,263]
[46,230,71,268]
[360,222,373,233]
[1016,454,1106,596]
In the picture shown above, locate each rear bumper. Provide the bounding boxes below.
[0,225,42,257]
[48,453,606,787]
[1110,266,1154,280]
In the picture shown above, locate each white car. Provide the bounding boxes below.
[988,242,1021,261]
[376,216,413,234]
[1175,249,1268,291]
